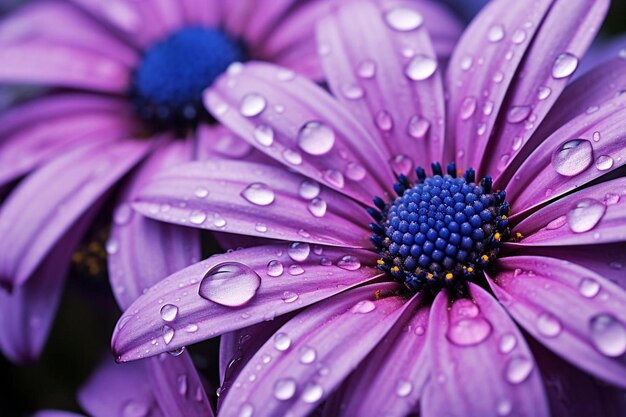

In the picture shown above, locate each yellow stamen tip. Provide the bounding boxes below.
[445,273,453,280]
[391,266,400,272]
[467,267,474,273]
[481,255,489,261]
[377,259,385,265]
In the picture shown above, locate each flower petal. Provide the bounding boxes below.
[0,139,150,289]
[488,256,626,388]
[112,244,379,362]
[325,294,430,417]
[133,158,371,248]
[317,0,446,173]
[205,62,395,206]
[218,282,407,417]
[33,412,87,417]
[0,203,98,363]
[78,358,164,417]
[513,177,626,246]
[179,0,221,27]
[422,284,549,417]
[0,40,131,92]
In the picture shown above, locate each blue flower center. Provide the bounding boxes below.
[132,27,245,130]
[369,163,511,294]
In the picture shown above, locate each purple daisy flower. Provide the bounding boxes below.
[103,0,626,415]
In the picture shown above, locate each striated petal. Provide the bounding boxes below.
[326,294,430,417]
[204,62,395,206]
[488,256,626,388]
[479,0,608,176]
[513,177,626,246]
[503,92,626,213]
[422,284,548,417]
[179,0,221,27]
[0,40,131,92]
[218,282,407,417]
[133,159,371,248]
[0,140,150,289]
[78,358,164,417]
[112,244,379,362]
[317,0,445,174]
[33,412,87,417]
[0,202,98,364]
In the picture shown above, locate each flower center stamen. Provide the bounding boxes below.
[369,162,510,294]
[132,27,245,131]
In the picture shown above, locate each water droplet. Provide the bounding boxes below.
[308,198,327,218]
[351,300,376,314]
[346,162,366,181]
[460,55,473,71]
[114,203,133,225]
[604,193,620,205]
[276,69,296,81]
[407,115,430,138]
[288,242,310,262]
[274,333,292,351]
[106,238,119,255]
[567,198,606,233]
[340,83,365,100]
[537,312,562,337]
[337,255,361,271]
[241,183,275,206]
[178,374,188,396]
[499,333,517,353]
[579,277,601,298]
[552,53,579,79]
[266,260,284,277]
[551,139,593,177]
[384,7,423,31]
[160,304,179,322]
[546,215,567,230]
[238,403,254,417]
[282,148,303,165]
[301,383,324,403]
[357,60,377,78]
[198,262,261,307]
[213,215,226,228]
[589,314,626,357]
[323,169,345,188]
[405,55,437,80]
[240,93,267,117]
[188,210,207,225]
[488,24,505,42]
[281,291,298,303]
[374,110,393,131]
[194,186,209,198]
[185,324,198,333]
[299,346,317,364]
[121,399,150,417]
[512,28,527,44]
[298,121,335,156]
[447,318,492,346]
[504,356,534,384]
[460,96,477,120]
[163,325,175,345]
[507,105,531,123]
[395,379,413,397]
[255,223,267,233]
[253,124,274,146]
[299,180,320,200]
[595,155,614,171]
[288,264,305,275]
[537,86,551,100]
[389,154,414,175]
[496,399,513,416]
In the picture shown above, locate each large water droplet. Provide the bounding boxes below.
[405,55,437,80]
[504,356,534,384]
[566,198,606,233]
[240,93,267,117]
[537,312,562,337]
[301,383,324,403]
[274,378,297,400]
[447,318,492,346]
[552,53,579,79]
[160,304,179,322]
[551,139,593,177]
[274,332,292,351]
[253,124,274,146]
[198,262,261,307]
[351,300,376,314]
[384,7,423,31]
[298,121,335,155]
[308,198,327,218]
[241,183,275,206]
[579,277,601,298]
[266,260,284,277]
[288,242,310,262]
[337,255,361,271]
[589,314,626,357]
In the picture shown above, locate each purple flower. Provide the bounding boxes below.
[112,0,626,414]
[0,0,339,364]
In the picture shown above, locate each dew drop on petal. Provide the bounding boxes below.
[299,346,317,364]
[507,105,531,123]
[579,277,601,298]
[266,260,284,277]
[323,169,345,188]
[384,7,423,31]
[395,379,413,397]
[337,255,361,271]
[239,93,267,117]
[340,83,365,100]
[160,304,179,322]
[487,24,505,42]
[447,318,492,346]
[274,332,292,351]
[198,262,261,307]
[121,399,150,417]
[185,324,199,333]
[194,186,209,198]
[298,121,335,155]
[504,356,534,384]
[114,203,133,225]
[595,155,614,171]
[407,115,430,138]
[566,198,606,233]
[496,399,513,416]
[301,383,324,403]
[357,59,377,78]
[189,210,207,225]
[405,55,437,80]
[460,96,477,120]
[288,242,310,262]
[512,28,527,44]
[281,291,299,303]
[537,312,562,337]
[346,162,366,181]
[537,86,551,100]
[253,124,274,146]
[351,300,376,314]
[299,180,320,200]
[308,198,327,218]
[163,325,175,345]
[589,314,626,357]
[274,378,297,400]
[288,264,305,275]
[238,403,254,417]
[551,139,593,177]
[283,148,303,165]
[375,110,393,131]
[106,238,119,255]
[552,53,579,79]
[499,333,517,354]
[546,215,567,230]
[241,183,275,206]
[389,154,414,175]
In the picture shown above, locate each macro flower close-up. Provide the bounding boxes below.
[2,0,626,416]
